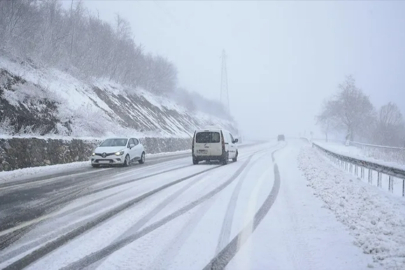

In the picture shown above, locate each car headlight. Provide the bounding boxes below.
[115,150,125,156]
[92,153,95,156]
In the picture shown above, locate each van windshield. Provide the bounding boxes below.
[196,132,220,143]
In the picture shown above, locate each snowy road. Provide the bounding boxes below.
[0,141,377,269]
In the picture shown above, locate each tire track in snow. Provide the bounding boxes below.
[83,172,212,270]
[0,152,192,191]
[214,150,271,254]
[0,188,128,263]
[2,166,220,270]
[203,145,285,270]
[59,152,257,270]
[0,163,192,240]
[214,143,284,254]
[0,154,192,239]
[149,196,218,270]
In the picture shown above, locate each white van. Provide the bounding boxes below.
[192,129,238,165]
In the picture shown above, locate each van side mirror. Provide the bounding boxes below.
[233,138,238,144]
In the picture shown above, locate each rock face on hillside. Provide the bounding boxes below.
[0,69,65,135]
[0,56,237,138]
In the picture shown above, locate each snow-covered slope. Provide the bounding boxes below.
[0,54,236,138]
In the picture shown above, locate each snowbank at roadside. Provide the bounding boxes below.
[314,141,405,171]
[298,145,405,269]
[0,161,90,183]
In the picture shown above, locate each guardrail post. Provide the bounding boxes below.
[361,167,364,178]
[368,169,372,184]
[377,172,382,188]
[355,165,358,176]
[388,176,393,193]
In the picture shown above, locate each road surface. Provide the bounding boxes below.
[0,140,375,269]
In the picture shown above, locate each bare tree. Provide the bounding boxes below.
[317,76,375,141]
[379,102,403,127]
[374,103,405,146]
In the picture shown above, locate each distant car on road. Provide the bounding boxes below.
[277,134,285,141]
[192,128,238,165]
[91,138,145,168]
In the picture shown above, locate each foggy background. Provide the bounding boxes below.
[80,1,405,140]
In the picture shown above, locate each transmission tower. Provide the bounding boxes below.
[220,49,230,114]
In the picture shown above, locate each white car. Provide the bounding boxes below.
[91,138,145,167]
[192,129,238,165]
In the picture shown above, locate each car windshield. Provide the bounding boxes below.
[99,138,128,147]
[196,132,220,143]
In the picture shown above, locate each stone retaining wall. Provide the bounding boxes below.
[0,137,191,171]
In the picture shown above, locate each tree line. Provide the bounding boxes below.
[317,76,405,147]
[0,0,231,120]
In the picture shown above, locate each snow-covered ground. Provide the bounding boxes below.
[312,141,405,197]
[300,142,405,269]
[2,140,396,269]
[313,141,405,170]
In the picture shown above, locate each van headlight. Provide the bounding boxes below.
[92,153,95,156]
[115,150,125,156]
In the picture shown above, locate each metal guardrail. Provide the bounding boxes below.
[312,142,405,197]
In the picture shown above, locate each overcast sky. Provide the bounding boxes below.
[79,1,405,140]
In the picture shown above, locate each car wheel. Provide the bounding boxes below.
[123,154,130,167]
[193,157,199,165]
[92,164,100,168]
[139,152,145,164]
[232,151,238,162]
[222,152,229,165]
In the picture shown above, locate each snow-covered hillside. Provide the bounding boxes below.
[0,53,236,138]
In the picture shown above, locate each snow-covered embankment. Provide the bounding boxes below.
[298,144,405,269]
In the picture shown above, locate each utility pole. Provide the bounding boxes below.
[220,49,230,114]
[70,0,75,59]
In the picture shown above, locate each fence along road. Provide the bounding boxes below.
[312,142,405,197]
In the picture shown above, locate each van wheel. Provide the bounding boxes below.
[222,152,229,165]
[232,151,238,162]
[193,158,199,165]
